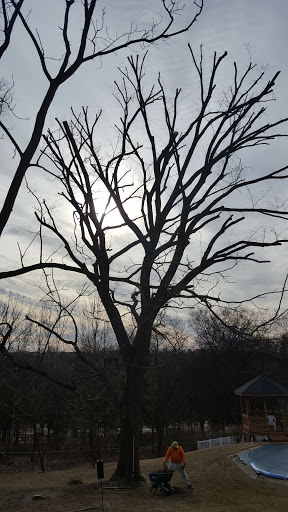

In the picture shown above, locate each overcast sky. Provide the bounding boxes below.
[1,0,288,316]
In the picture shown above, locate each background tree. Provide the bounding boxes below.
[143,319,187,455]
[190,306,276,379]
[1,48,288,483]
[0,77,14,118]
[0,294,122,468]
[185,307,278,428]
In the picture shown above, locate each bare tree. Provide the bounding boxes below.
[1,47,288,482]
[0,0,24,59]
[0,2,24,125]
[0,77,14,118]
[0,0,203,237]
[189,306,272,354]
[0,294,29,360]
[0,293,119,465]
[188,306,277,421]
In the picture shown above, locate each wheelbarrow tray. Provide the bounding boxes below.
[148,469,174,494]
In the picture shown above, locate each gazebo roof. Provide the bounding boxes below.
[234,375,288,397]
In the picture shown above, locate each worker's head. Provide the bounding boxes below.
[171,441,178,449]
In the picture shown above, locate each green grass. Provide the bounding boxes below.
[1,443,288,512]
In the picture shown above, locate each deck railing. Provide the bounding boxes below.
[242,413,288,434]
[242,414,268,433]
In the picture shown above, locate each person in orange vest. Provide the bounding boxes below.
[164,441,192,488]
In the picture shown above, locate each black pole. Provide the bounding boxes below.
[97,459,104,512]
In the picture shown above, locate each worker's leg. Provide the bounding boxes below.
[168,462,177,472]
[179,465,191,487]
[169,462,191,487]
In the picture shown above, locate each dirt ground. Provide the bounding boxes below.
[2,444,288,512]
[0,459,195,512]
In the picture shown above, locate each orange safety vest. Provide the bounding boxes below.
[164,445,185,464]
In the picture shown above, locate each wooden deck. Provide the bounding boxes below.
[268,431,288,442]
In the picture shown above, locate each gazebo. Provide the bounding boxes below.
[234,375,288,442]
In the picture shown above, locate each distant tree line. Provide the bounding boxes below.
[1,297,287,471]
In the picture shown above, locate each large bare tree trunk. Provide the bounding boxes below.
[111,323,153,484]
[112,371,143,483]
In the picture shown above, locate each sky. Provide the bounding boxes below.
[1,0,288,319]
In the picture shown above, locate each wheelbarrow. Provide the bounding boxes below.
[148,468,174,495]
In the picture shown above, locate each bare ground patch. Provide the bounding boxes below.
[1,444,288,512]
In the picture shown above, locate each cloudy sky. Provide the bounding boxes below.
[1,0,288,315]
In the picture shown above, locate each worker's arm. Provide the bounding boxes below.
[164,446,171,463]
[180,446,185,463]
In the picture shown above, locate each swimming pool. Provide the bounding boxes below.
[239,445,288,480]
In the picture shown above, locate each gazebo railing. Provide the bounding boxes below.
[242,413,288,434]
[242,414,268,433]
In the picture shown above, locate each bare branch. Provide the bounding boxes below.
[0,0,24,59]
[0,0,203,237]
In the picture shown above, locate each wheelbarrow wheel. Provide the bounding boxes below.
[160,484,171,495]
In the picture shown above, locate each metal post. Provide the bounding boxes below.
[132,435,135,479]
[97,460,104,512]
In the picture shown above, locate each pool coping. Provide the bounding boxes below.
[231,444,288,487]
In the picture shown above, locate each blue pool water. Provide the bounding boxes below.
[239,445,288,479]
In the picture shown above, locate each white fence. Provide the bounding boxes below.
[197,436,234,450]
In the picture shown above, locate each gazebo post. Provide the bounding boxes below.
[263,399,267,430]
[239,397,243,415]
[281,398,285,431]
[246,397,250,415]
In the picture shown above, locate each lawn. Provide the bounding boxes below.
[1,443,288,512]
